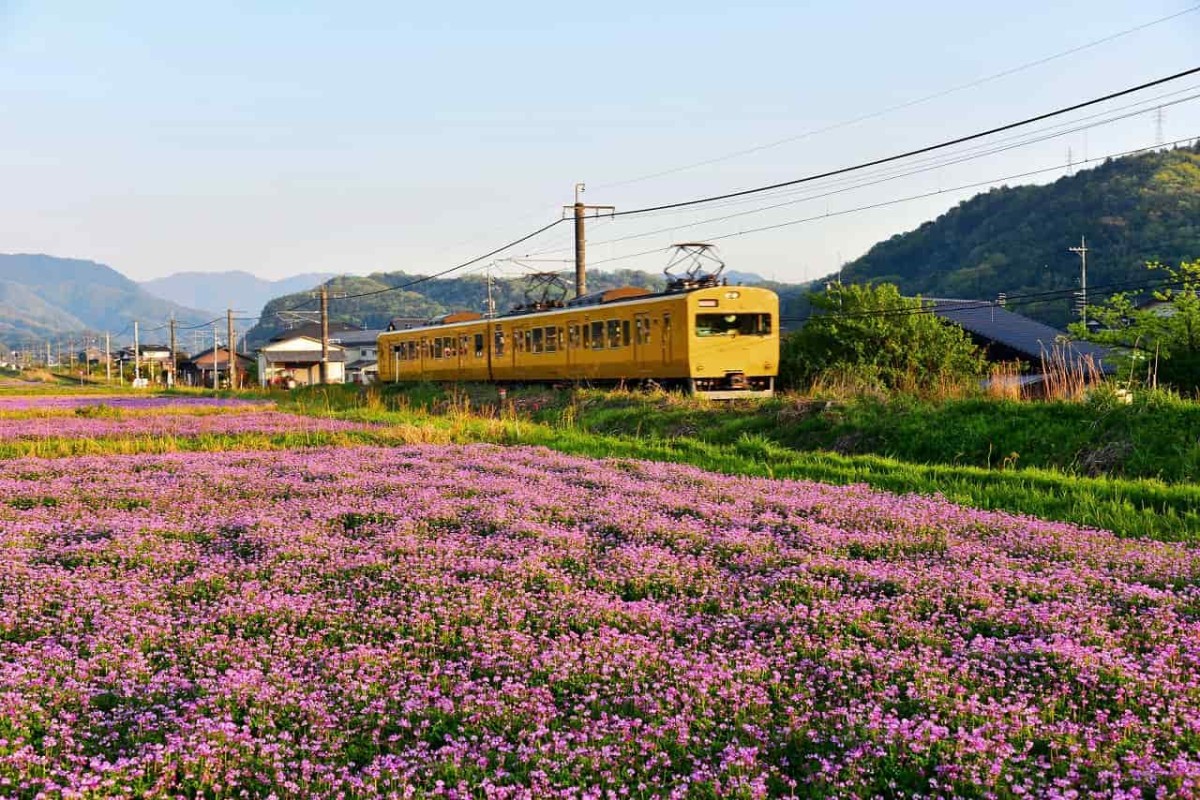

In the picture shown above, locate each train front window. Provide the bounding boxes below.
[694,313,772,337]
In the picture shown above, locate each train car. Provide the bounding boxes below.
[377,279,779,398]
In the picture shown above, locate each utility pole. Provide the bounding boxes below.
[105,331,111,383]
[168,317,177,388]
[486,264,496,318]
[45,341,51,369]
[1070,236,1089,323]
[212,323,220,389]
[563,182,615,298]
[320,285,330,384]
[131,322,141,383]
[227,309,237,390]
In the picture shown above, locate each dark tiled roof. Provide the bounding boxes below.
[345,359,378,370]
[926,298,1116,373]
[330,330,382,347]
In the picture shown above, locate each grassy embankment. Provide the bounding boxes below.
[277,384,1200,543]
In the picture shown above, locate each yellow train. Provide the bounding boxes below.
[376,282,779,398]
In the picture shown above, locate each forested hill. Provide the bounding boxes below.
[840,143,1200,327]
[248,269,810,344]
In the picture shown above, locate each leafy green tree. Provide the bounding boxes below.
[1072,260,1200,390]
[780,282,985,392]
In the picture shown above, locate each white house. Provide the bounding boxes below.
[257,335,345,387]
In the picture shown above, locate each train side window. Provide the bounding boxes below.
[545,326,558,353]
[569,325,580,349]
[474,333,484,358]
[590,321,604,349]
[524,329,533,353]
[606,320,621,349]
[582,323,591,348]
[494,327,505,357]
[531,328,544,354]
[622,320,631,347]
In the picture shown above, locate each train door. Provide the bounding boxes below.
[634,313,651,373]
[565,319,578,372]
[661,312,672,365]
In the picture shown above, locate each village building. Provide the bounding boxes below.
[180,347,255,389]
[257,335,345,387]
[331,329,382,384]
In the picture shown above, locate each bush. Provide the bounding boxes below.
[780,283,985,393]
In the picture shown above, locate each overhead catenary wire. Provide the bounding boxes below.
[521,89,1200,259]
[583,134,1199,269]
[594,5,1200,189]
[607,66,1200,218]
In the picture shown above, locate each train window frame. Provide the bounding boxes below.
[622,320,631,347]
[531,327,544,354]
[474,333,485,358]
[694,313,773,337]
[590,321,604,349]
[545,326,558,353]
[494,326,505,357]
[569,325,581,349]
[606,319,621,349]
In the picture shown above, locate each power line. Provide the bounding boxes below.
[609,66,1200,218]
[523,89,1200,258]
[594,5,1200,189]
[585,134,1198,269]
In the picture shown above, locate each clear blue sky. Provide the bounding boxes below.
[1,1,1197,285]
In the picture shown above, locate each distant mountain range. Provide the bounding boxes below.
[0,254,211,351]
[840,142,1200,327]
[140,271,335,318]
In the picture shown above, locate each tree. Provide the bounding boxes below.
[780,282,985,392]
[1072,260,1200,391]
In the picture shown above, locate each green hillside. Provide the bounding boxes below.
[841,143,1200,327]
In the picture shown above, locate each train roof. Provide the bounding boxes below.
[379,282,777,335]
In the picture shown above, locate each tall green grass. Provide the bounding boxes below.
[277,387,1200,543]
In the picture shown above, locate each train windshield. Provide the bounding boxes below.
[694,313,772,337]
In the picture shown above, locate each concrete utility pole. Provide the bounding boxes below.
[227,309,237,390]
[1069,236,1089,322]
[320,285,330,384]
[212,324,220,389]
[105,331,111,383]
[486,263,496,318]
[133,321,141,382]
[168,317,177,388]
[563,182,615,298]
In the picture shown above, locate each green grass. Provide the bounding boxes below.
[276,385,1200,543]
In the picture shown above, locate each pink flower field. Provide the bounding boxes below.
[0,396,270,412]
[3,444,1200,798]
[0,410,368,440]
